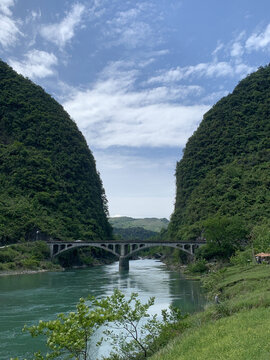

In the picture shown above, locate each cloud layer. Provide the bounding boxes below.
[245,24,270,51]
[148,60,254,84]
[40,3,85,48]
[9,50,58,79]
[0,0,21,48]
[63,63,209,148]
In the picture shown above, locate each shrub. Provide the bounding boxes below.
[187,259,208,273]
[230,248,254,266]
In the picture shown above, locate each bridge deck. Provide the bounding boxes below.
[47,240,206,259]
[46,240,206,245]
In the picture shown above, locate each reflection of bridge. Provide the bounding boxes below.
[47,240,206,270]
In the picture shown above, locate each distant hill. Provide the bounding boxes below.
[169,64,270,241]
[0,61,112,245]
[109,217,169,232]
[112,227,158,241]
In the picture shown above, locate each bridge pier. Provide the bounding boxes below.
[119,256,129,271]
[46,240,206,270]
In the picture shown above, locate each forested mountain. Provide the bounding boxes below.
[0,61,112,245]
[112,227,158,241]
[169,65,270,241]
[109,217,169,232]
[109,217,169,241]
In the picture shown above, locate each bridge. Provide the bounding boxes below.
[47,240,206,270]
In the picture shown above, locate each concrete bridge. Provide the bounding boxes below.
[47,240,206,270]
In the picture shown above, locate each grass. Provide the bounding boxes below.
[151,307,270,360]
[149,264,270,360]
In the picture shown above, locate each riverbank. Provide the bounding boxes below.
[0,240,117,276]
[0,258,116,277]
[149,263,270,360]
[0,269,53,276]
[0,259,204,359]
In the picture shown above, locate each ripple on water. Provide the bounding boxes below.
[0,259,206,359]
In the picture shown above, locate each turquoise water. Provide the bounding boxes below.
[0,259,205,359]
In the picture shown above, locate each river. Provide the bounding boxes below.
[0,259,206,359]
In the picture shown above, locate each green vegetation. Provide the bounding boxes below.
[150,264,270,360]
[0,241,60,271]
[14,263,270,360]
[112,227,158,241]
[0,60,111,245]
[150,307,270,360]
[56,246,116,268]
[195,215,249,260]
[109,217,169,233]
[16,289,183,360]
[102,291,183,360]
[19,295,116,360]
[153,65,270,358]
[109,217,169,242]
[169,64,270,243]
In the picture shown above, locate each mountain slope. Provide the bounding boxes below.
[0,61,112,244]
[109,217,169,232]
[169,64,270,241]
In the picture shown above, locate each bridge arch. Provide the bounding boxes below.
[47,240,205,271]
[50,242,120,258]
[48,241,204,259]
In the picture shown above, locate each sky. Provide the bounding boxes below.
[1,0,270,219]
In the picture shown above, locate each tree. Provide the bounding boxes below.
[20,296,116,360]
[12,290,184,360]
[100,290,184,360]
[251,219,270,252]
[197,216,248,260]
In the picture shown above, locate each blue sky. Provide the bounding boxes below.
[1,0,270,218]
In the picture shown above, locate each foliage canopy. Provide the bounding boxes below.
[0,61,111,244]
[169,64,270,246]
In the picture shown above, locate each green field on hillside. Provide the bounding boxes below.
[150,264,270,360]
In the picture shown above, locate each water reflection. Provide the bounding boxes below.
[0,259,205,359]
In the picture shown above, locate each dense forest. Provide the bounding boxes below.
[0,60,112,245]
[169,64,270,243]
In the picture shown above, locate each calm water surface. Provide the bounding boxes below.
[0,259,206,359]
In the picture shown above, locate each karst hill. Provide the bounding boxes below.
[169,64,270,241]
[0,60,112,245]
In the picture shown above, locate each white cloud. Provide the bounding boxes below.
[200,90,229,104]
[119,22,152,48]
[94,150,176,171]
[148,59,254,84]
[0,0,14,16]
[212,42,224,58]
[9,50,58,79]
[31,10,41,21]
[231,42,243,58]
[245,24,270,51]
[0,0,21,48]
[63,63,209,148]
[148,61,234,84]
[40,3,85,48]
[105,4,154,48]
[234,63,255,75]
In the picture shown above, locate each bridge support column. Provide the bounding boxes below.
[119,256,129,271]
[49,244,54,259]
